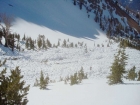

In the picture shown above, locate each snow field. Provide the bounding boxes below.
[0,44,116,85]
[28,79,140,105]
[0,0,140,105]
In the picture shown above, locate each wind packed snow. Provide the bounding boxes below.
[0,0,140,105]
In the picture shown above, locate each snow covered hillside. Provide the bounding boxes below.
[0,0,140,105]
[0,0,102,38]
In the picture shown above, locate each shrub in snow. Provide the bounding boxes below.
[34,71,49,90]
[70,67,88,85]
[97,44,100,47]
[127,66,137,81]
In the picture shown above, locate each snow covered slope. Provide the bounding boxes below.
[0,0,140,105]
[0,0,101,39]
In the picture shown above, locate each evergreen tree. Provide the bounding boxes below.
[53,44,56,48]
[73,0,76,5]
[70,67,88,85]
[97,44,100,47]
[119,48,128,67]
[78,67,84,83]
[34,73,49,89]
[107,48,127,85]
[75,44,77,47]
[127,66,137,80]
[22,34,26,41]
[70,72,79,85]
[30,40,35,50]
[37,36,42,49]
[40,70,47,89]
[25,39,29,49]
[57,40,60,47]
[70,75,74,85]
[0,67,29,105]
[62,39,67,47]
[45,75,49,85]
[69,42,74,48]
[46,39,52,48]
[79,0,84,10]
[17,34,20,42]
[42,39,47,49]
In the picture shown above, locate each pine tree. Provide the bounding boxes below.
[25,39,29,49]
[73,0,76,5]
[0,67,29,105]
[127,66,137,80]
[107,48,127,85]
[69,42,74,48]
[30,40,35,50]
[40,70,46,89]
[46,39,52,48]
[74,72,78,84]
[17,34,20,42]
[70,75,74,85]
[62,39,66,47]
[57,40,60,47]
[42,39,47,49]
[78,67,84,83]
[45,74,49,85]
[79,0,84,10]
[37,36,42,49]
[22,34,26,41]
[53,44,56,48]
[75,44,77,47]
[70,72,78,85]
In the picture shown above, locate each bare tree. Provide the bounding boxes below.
[0,13,13,47]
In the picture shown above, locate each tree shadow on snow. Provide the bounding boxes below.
[123,83,140,85]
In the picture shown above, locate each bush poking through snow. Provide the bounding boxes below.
[34,71,49,90]
[127,66,137,81]
[70,67,88,85]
